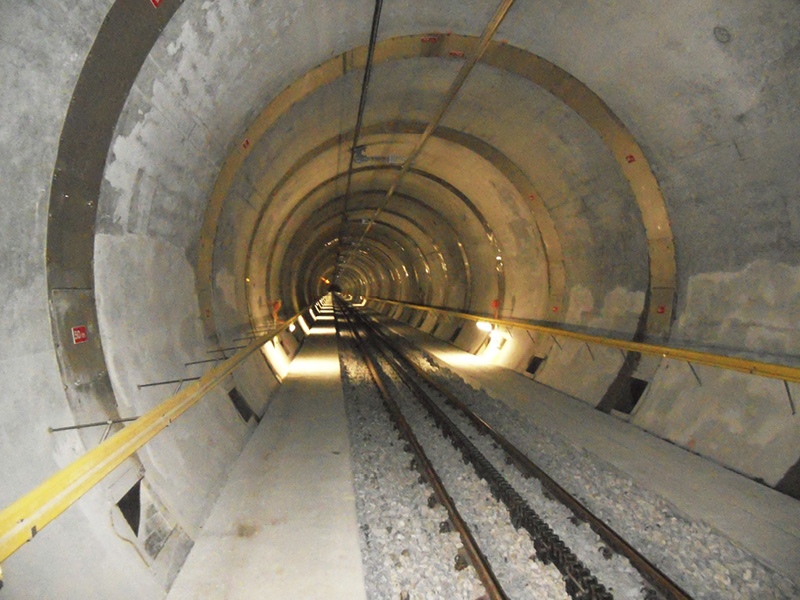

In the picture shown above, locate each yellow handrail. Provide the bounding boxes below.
[366,297,800,384]
[0,306,310,577]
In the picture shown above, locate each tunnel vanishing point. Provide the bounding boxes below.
[1,0,799,597]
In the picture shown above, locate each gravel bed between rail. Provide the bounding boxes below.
[411,374,653,600]
[382,325,800,600]
[338,337,485,599]
[371,348,572,599]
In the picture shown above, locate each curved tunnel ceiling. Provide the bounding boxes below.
[196,33,675,348]
[36,0,798,446]
[4,0,799,594]
[40,3,800,489]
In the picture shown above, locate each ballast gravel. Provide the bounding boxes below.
[417,380,653,600]
[372,350,572,600]
[338,336,485,599]
[380,323,800,600]
[338,324,585,599]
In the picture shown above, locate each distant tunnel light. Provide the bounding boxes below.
[289,323,296,333]
[476,321,493,332]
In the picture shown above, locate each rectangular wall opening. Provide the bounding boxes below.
[117,479,142,536]
[526,356,545,376]
[228,387,258,423]
[616,377,649,414]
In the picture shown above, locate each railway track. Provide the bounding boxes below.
[335,298,693,600]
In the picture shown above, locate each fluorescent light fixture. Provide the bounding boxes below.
[298,316,310,334]
[262,340,289,379]
[496,256,502,260]
[482,329,509,363]
[476,321,493,332]
[309,326,336,335]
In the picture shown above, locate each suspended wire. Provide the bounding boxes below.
[335,0,516,278]
[332,0,385,282]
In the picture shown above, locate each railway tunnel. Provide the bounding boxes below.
[1,0,799,598]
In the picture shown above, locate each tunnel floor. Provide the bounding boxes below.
[167,308,800,599]
[167,319,367,599]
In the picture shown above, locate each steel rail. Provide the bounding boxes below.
[358,309,693,600]
[0,305,312,580]
[367,297,800,385]
[346,305,613,600]
[334,299,509,600]
[336,0,517,274]
[333,0,385,275]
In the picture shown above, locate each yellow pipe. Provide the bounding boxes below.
[367,298,800,384]
[0,306,310,577]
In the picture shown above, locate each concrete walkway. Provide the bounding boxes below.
[166,322,366,600]
[385,319,800,586]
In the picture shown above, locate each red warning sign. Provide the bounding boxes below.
[71,326,88,345]
[150,0,163,7]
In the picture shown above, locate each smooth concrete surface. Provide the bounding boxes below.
[166,325,367,600]
[3,1,799,596]
[387,321,800,585]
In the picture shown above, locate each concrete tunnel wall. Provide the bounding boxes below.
[1,0,799,597]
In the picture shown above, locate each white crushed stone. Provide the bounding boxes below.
[382,326,800,600]
[420,380,652,600]
[339,338,486,600]
[373,351,572,599]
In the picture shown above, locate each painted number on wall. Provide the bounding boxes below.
[71,326,88,344]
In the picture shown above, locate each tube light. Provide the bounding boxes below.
[476,321,493,332]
